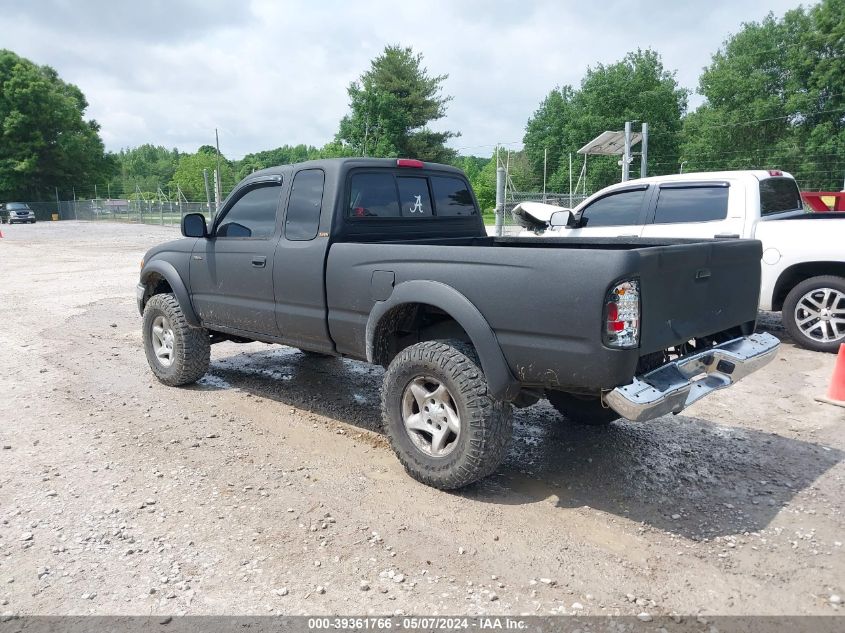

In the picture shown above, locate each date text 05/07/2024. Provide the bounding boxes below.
[306,617,528,630]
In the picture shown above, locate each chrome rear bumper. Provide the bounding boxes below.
[605,332,780,422]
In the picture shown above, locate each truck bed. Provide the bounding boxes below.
[326,236,762,392]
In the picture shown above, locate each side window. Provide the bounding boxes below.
[431,176,477,216]
[580,189,646,227]
[349,173,401,218]
[285,169,325,241]
[216,184,280,238]
[397,177,432,217]
[653,186,729,224]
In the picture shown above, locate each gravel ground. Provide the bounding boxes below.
[0,221,843,617]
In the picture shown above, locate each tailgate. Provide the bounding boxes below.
[636,239,761,353]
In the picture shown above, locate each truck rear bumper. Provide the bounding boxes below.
[605,332,780,422]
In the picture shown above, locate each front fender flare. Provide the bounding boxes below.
[140,260,200,327]
[366,280,519,400]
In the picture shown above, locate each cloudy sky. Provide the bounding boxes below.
[1,0,804,159]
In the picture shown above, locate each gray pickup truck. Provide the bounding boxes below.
[137,157,779,489]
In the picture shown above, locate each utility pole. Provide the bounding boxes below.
[622,121,632,182]
[214,128,223,207]
[542,148,548,202]
[495,165,505,237]
[213,170,221,216]
[569,153,573,208]
[55,187,60,219]
[203,169,212,217]
[640,122,648,179]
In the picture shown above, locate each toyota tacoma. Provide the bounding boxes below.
[137,158,779,489]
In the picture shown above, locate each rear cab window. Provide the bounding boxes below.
[760,177,803,216]
[431,176,476,216]
[349,173,400,218]
[348,171,477,219]
[397,177,432,217]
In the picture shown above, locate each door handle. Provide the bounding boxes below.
[251,256,267,268]
[714,233,740,239]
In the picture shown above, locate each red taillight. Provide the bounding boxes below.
[768,169,783,176]
[604,279,640,348]
[397,159,424,168]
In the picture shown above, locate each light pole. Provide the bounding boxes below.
[680,160,688,174]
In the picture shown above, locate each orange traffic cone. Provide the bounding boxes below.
[817,344,845,408]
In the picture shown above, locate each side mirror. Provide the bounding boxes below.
[182,213,208,238]
[549,210,575,228]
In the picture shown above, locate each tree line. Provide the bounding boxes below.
[1,0,842,209]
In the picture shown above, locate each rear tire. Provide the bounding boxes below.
[782,275,845,353]
[143,293,210,386]
[547,391,619,425]
[381,341,512,490]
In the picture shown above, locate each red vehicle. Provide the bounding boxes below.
[802,191,845,212]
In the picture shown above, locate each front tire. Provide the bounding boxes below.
[782,275,845,353]
[381,341,512,490]
[547,391,619,425]
[142,293,210,386]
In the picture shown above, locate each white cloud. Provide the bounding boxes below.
[0,0,805,158]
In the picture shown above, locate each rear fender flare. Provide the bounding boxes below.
[366,280,518,400]
[140,260,200,327]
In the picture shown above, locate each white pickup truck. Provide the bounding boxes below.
[515,170,845,352]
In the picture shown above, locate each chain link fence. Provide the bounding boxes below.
[12,191,592,236]
[5,199,213,225]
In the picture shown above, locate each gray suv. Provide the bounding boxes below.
[6,202,36,224]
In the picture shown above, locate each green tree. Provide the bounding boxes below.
[170,149,236,201]
[523,86,577,187]
[453,154,490,209]
[335,45,459,162]
[473,154,499,213]
[110,144,180,196]
[681,0,845,190]
[524,50,687,193]
[466,149,535,216]
[0,49,115,200]
[235,144,321,180]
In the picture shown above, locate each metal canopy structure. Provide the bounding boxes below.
[577,130,642,155]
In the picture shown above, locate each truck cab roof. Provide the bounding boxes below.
[574,170,795,208]
[230,157,485,243]
[242,157,466,182]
